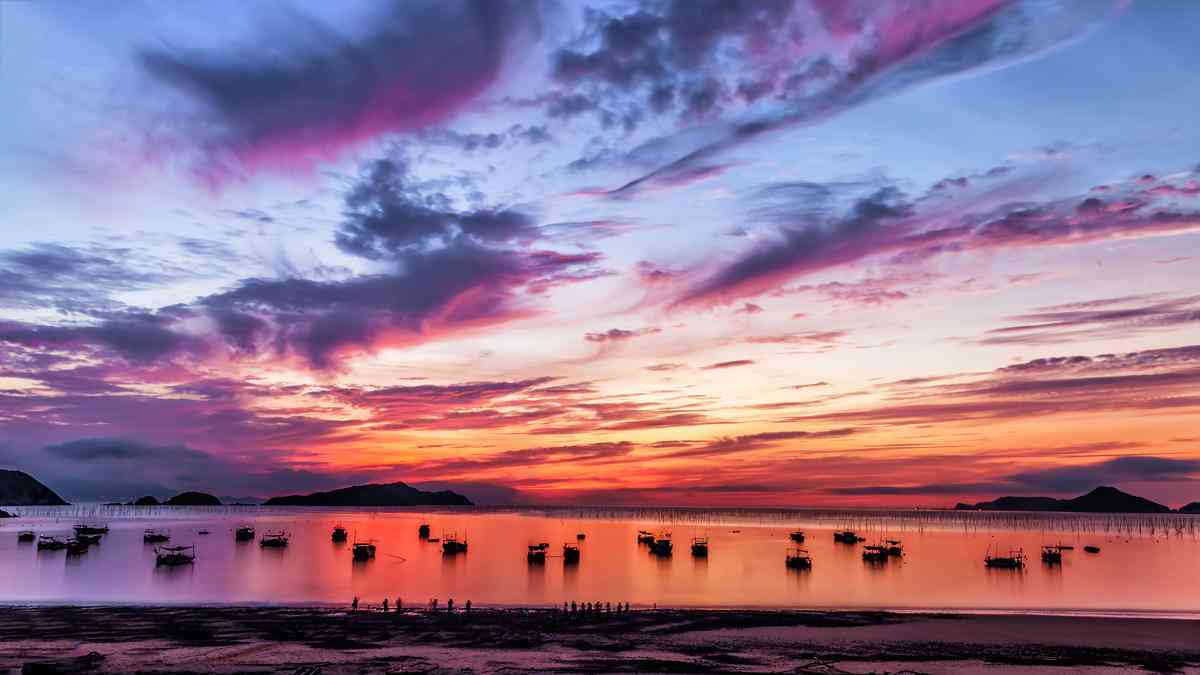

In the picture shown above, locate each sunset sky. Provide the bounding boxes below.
[1,0,1198,506]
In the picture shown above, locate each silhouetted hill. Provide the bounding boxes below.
[163,491,221,506]
[264,481,472,507]
[0,470,68,506]
[132,496,160,506]
[1179,501,1200,514]
[956,486,1169,513]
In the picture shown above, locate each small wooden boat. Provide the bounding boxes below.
[197,530,210,536]
[156,544,195,566]
[442,534,468,554]
[527,542,549,563]
[985,546,1026,569]
[37,536,67,551]
[885,539,903,557]
[833,530,862,543]
[563,542,580,564]
[789,530,805,543]
[1041,545,1063,564]
[1083,545,1101,554]
[418,523,431,539]
[690,537,709,557]
[17,531,36,542]
[786,547,812,569]
[143,529,170,544]
[352,541,376,560]
[260,531,289,548]
[862,544,889,562]
[636,530,655,544]
[331,525,348,542]
[235,526,255,542]
[648,532,673,556]
[74,524,109,536]
[66,538,90,555]
[576,533,586,540]
[76,533,102,545]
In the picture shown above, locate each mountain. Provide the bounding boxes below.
[132,496,160,506]
[1179,501,1200,514]
[956,486,1170,513]
[1064,486,1170,513]
[163,491,221,506]
[264,481,473,507]
[0,470,68,506]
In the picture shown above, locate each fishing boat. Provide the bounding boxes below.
[143,529,170,544]
[885,539,904,557]
[789,530,805,543]
[235,526,255,542]
[833,530,862,543]
[66,538,90,555]
[785,547,812,569]
[418,522,431,539]
[563,542,581,564]
[1083,545,1101,554]
[74,524,108,536]
[648,532,673,556]
[576,533,586,540]
[691,536,709,557]
[155,544,195,566]
[197,530,210,536]
[352,540,377,560]
[260,531,289,548]
[37,536,67,551]
[1041,545,1063,564]
[862,544,889,562]
[984,545,1027,569]
[527,542,549,563]
[17,531,36,542]
[442,533,468,554]
[76,533,102,545]
[636,530,655,544]
[331,525,348,542]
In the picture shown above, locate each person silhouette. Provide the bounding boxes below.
[447,598,454,612]
[351,596,359,612]
[382,598,389,613]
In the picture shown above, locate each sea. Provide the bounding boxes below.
[2,505,1198,617]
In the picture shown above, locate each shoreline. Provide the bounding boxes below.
[2,605,1198,673]
[2,599,1199,622]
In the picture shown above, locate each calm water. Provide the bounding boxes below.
[2,506,1198,616]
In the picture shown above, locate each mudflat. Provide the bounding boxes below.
[1,606,1197,673]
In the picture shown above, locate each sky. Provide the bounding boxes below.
[1,0,1198,506]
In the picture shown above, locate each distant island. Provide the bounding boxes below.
[0,470,68,506]
[163,491,221,506]
[1181,501,1200,514]
[956,486,1172,513]
[264,481,473,507]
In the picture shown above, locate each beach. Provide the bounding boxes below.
[2,606,1197,674]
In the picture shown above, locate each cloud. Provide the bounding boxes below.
[43,438,210,463]
[981,294,1200,345]
[141,0,536,181]
[701,359,755,370]
[0,243,183,315]
[584,327,661,342]
[592,0,1120,195]
[664,165,1200,308]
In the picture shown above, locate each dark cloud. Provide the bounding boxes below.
[666,165,1200,307]
[701,359,755,370]
[141,0,536,179]
[0,243,179,314]
[0,313,205,364]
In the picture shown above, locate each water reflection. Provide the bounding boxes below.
[2,508,1199,614]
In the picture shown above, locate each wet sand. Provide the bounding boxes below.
[1,606,1197,674]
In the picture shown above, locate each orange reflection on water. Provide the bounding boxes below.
[1,510,1198,615]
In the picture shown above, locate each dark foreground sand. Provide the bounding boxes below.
[1,606,1197,674]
